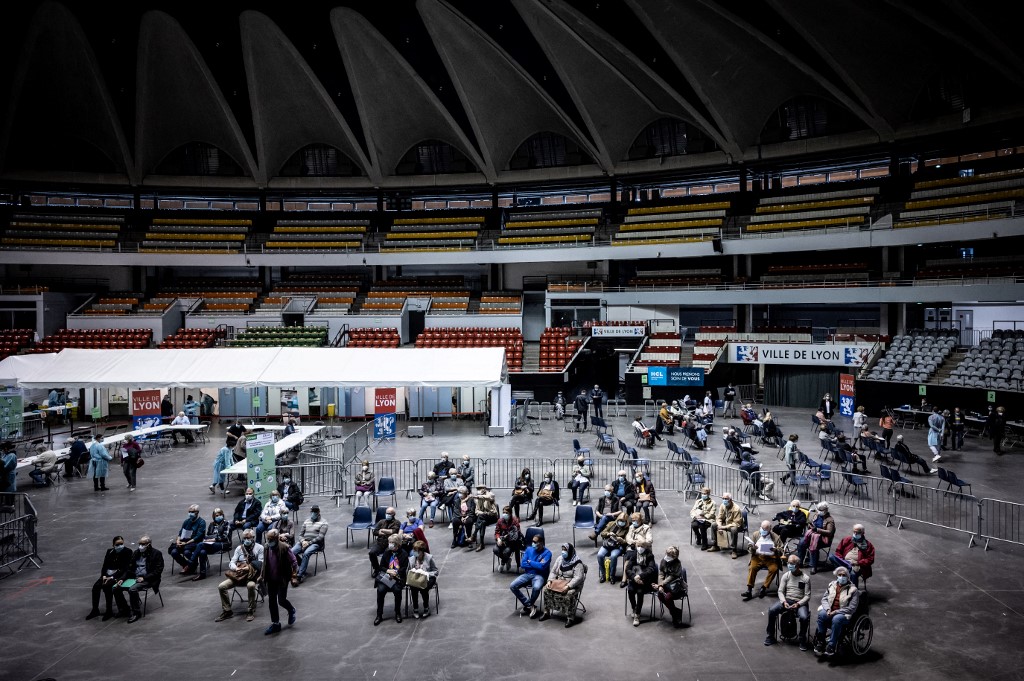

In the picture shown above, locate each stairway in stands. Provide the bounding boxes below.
[520,342,540,371]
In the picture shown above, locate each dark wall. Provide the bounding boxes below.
[854,380,1023,418]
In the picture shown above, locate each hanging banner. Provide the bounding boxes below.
[728,343,871,367]
[131,389,162,432]
[245,431,277,504]
[374,388,396,440]
[838,374,855,417]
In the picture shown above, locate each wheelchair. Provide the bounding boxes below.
[812,596,874,658]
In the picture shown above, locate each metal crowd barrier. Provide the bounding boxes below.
[0,493,42,577]
[979,498,1024,550]
[893,483,980,546]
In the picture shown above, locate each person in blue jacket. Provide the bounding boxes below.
[210,439,234,494]
[510,531,551,618]
[183,395,200,425]
[89,434,112,492]
[1,440,17,509]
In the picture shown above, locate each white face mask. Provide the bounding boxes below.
[637,546,646,555]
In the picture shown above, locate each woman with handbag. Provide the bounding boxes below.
[624,540,658,627]
[595,511,630,584]
[656,546,688,628]
[121,435,142,491]
[538,542,586,628]
[374,535,408,625]
[406,539,438,619]
[528,472,559,527]
[509,467,534,519]
[493,506,523,572]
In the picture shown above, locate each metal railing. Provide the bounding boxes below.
[979,498,1024,550]
[0,493,42,577]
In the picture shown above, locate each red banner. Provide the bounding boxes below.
[374,388,397,414]
[131,389,162,415]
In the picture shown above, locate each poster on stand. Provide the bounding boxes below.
[246,431,276,503]
[839,374,856,417]
[0,387,24,437]
[131,389,162,435]
[374,388,396,440]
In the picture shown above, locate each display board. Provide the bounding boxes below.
[0,387,24,437]
[245,431,276,504]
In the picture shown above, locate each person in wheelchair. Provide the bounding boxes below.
[771,500,808,544]
[813,566,861,656]
[828,524,875,587]
[656,546,688,628]
[765,554,812,649]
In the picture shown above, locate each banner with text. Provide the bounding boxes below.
[591,325,646,338]
[839,374,856,417]
[131,389,163,433]
[728,343,871,367]
[646,366,705,387]
[374,388,397,440]
[246,431,277,504]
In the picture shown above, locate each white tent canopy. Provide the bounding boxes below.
[0,347,507,389]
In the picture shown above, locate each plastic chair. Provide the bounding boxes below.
[572,505,597,547]
[939,468,972,495]
[841,471,869,497]
[346,506,373,548]
[373,477,397,510]
[573,439,591,458]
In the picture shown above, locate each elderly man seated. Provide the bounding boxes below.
[28,444,59,486]
[765,553,813,649]
[656,402,675,437]
[893,435,937,475]
[708,492,743,558]
[813,566,861,656]
[828,523,875,587]
[170,411,194,444]
[292,505,328,584]
[771,500,808,544]
[742,519,783,600]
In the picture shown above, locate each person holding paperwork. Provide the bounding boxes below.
[742,519,783,601]
[118,535,164,624]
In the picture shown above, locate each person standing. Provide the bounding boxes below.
[950,407,966,451]
[819,394,835,421]
[89,434,112,492]
[183,395,200,425]
[260,528,297,635]
[878,411,895,450]
[927,406,945,463]
[0,441,16,509]
[573,389,589,430]
[160,395,174,424]
[723,384,737,418]
[989,406,1007,456]
[851,406,868,450]
[121,435,141,491]
[210,439,233,494]
[590,384,604,420]
[200,391,217,418]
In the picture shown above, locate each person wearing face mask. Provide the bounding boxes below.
[291,505,328,585]
[689,487,716,550]
[656,546,687,628]
[374,534,408,625]
[494,505,524,572]
[418,472,442,528]
[569,456,593,507]
[596,511,630,584]
[406,539,438,619]
[742,520,783,600]
[259,528,298,635]
[589,484,622,540]
[216,529,264,622]
[624,539,658,627]
[765,554,812,649]
[610,469,637,516]
[528,472,559,527]
[210,439,234,495]
[255,491,286,543]
[538,542,586,627]
[353,460,375,507]
[401,507,424,536]
[469,485,498,552]
[433,452,453,479]
[277,472,304,512]
[633,472,657,524]
[120,435,141,491]
[88,433,112,492]
[510,532,551,618]
[440,468,461,523]
[510,467,534,519]
[369,506,401,577]
[772,500,808,543]
[709,492,743,558]
[619,512,653,588]
[828,524,874,587]
[168,504,206,575]
[780,434,800,486]
[87,535,133,621]
[275,508,295,546]
[796,502,836,574]
[451,486,476,549]
[232,488,263,533]
[632,415,656,447]
[457,455,475,489]
[813,566,860,656]
[184,507,233,581]
[118,535,164,624]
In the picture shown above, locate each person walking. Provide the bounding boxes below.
[121,435,142,491]
[89,434,112,492]
[259,529,297,635]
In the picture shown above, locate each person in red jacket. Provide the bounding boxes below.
[828,523,874,586]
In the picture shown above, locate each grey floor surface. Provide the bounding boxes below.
[4,406,1024,681]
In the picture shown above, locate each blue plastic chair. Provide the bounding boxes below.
[573,438,591,458]
[346,506,373,548]
[939,468,972,495]
[572,505,596,546]
[373,476,397,510]
[841,471,869,497]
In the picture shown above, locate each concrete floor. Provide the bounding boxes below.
[4,406,1024,681]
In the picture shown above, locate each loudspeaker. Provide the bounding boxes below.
[712,237,723,254]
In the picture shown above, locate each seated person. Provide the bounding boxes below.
[406,539,439,619]
[835,435,869,474]
[633,472,657,525]
[167,504,206,574]
[275,508,295,545]
[656,402,675,436]
[709,493,743,558]
[368,507,401,577]
[65,435,89,478]
[232,488,262,532]
[610,469,637,517]
[828,523,875,587]
[771,500,808,543]
[739,449,774,501]
[796,502,836,574]
[469,484,498,552]
[417,472,442,528]
[569,456,592,506]
[493,506,524,572]
[509,468,534,519]
[528,473,559,527]
[283,417,297,436]
[595,511,630,583]
[86,535,133,621]
[765,554,812,649]
[689,487,717,550]
[656,545,688,628]
[632,416,656,448]
[683,420,707,449]
[400,507,424,538]
[373,535,408,626]
[170,411,194,444]
[28,443,59,486]
[510,532,551,618]
[183,507,232,581]
[538,542,586,627]
[813,566,860,656]
[353,461,375,507]
[277,474,304,512]
[669,400,686,426]
[741,520,783,600]
[254,490,286,543]
[624,539,658,627]
[118,535,164,624]
[894,435,937,475]
[291,505,328,584]
[728,428,757,455]
[432,452,453,479]
[618,511,653,587]
[440,468,461,517]
[590,484,622,539]
[451,486,475,548]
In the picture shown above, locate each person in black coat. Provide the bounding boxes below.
[590,385,604,419]
[65,435,89,478]
[277,475,304,512]
[624,540,659,626]
[86,536,133,621]
[232,488,263,531]
[374,535,409,626]
[990,406,1007,455]
[118,536,164,623]
[160,395,174,423]
[573,389,589,429]
[528,473,560,527]
[819,394,835,420]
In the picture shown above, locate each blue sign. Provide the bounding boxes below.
[374,413,396,440]
[839,395,855,418]
[647,367,704,387]
[647,367,667,386]
[132,415,162,439]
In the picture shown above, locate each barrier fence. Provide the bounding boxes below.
[0,493,42,577]
[280,421,373,500]
[979,498,1024,550]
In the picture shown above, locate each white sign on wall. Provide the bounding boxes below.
[591,325,646,338]
[727,343,871,367]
